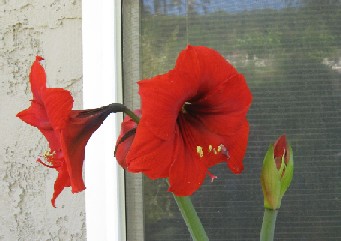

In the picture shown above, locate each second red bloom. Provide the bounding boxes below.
[124,45,253,196]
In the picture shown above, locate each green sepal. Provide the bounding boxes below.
[261,144,281,209]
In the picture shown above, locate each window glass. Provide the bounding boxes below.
[123,1,341,240]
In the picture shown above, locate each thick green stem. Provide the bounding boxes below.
[173,194,209,241]
[260,208,278,241]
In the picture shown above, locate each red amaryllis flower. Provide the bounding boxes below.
[17,56,117,207]
[124,45,252,196]
[115,110,141,169]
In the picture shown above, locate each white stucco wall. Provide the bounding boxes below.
[0,1,86,240]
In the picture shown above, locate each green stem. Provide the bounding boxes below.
[260,208,278,241]
[123,106,140,124]
[172,194,209,241]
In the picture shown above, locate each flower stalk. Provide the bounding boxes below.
[123,107,140,124]
[173,194,209,241]
[260,208,278,241]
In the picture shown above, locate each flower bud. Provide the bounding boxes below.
[114,109,141,168]
[260,135,293,209]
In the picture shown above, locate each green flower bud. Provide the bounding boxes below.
[260,135,294,209]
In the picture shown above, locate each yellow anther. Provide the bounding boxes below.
[42,150,56,163]
[196,146,204,158]
[208,145,213,152]
[213,148,217,154]
[217,145,222,152]
[43,150,55,157]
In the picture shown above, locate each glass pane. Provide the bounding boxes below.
[124,0,341,240]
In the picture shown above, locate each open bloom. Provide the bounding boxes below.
[124,45,252,196]
[261,135,294,209]
[17,56,115,207]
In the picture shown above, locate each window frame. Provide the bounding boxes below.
[82,0,126,240]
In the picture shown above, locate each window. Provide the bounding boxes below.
[123,1,341,240]
[83,1,125,241]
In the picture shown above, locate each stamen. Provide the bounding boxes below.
[181,105,187,114]
[197,144,229,157]
[218,145,222,152]
[37,159,57,169]
[207,171,218,182]
[181,102,191,114]
[219,144,230,159]
[42,150,56,163]
[37,149,60,169]
[196,146,204,158]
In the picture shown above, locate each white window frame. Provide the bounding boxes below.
[82,1,126,241]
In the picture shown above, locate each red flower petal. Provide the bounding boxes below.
[16,100,51,129]
[167,114,227,196]
[18,88,73,131]
[188,45,238,93]
[177,113,226,167]
[137,45,206,141]
[126,120,175,179]
[51,159,71,208]
[42,88,73,130]
[274,135,287,158]
[172,45,202,89]
[223,121,249,174]
[168,129,208,196]
[138,72,194,141]
[30,56,46,102]
[274,134,288,169]
[16,101,61,151]
[187,74,252,136]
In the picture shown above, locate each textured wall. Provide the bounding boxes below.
[0,0,86,240]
